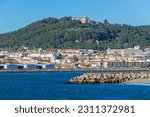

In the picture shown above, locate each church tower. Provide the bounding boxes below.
[81,15,89,23]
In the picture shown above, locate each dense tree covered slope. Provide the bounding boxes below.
[137,25,150,34]
[0,17,150,50]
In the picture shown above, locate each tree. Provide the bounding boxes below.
[104,19,108,24]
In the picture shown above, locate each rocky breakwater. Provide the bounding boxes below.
[69,72,150,84]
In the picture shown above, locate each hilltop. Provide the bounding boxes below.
[0,16,150,51]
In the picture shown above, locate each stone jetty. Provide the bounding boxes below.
[69,72,150,84]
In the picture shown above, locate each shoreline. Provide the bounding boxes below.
[125,78,150,84]
[1,68,150,73]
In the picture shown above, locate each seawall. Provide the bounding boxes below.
[1,68,150,73]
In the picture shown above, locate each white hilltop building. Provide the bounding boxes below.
[72,15,90,24]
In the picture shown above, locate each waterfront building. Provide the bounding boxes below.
[4,64,18,70]
[24,64,37,69]
[107,62,150,68]
[43,64,55,69]
[36,64,43,69]
[17,64,24,69]
[0,65,4,70]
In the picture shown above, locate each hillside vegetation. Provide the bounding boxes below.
[137,25,150,34]
[0,17,150,50]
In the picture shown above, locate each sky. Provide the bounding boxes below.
[0,0,150,33]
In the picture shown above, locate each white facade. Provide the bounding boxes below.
[103,62,108,68]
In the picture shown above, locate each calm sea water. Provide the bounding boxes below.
[0,72,150,100]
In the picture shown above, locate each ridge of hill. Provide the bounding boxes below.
[137,25,150,34]
[0,17,150,50]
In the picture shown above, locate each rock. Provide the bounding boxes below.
[69,72,150,84]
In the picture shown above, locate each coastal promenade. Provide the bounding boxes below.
[1,68,150,73]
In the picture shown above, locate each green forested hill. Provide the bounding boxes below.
[137,25,150,34]
[0,17,150,50]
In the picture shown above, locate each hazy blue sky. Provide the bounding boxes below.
[0,0,150,33]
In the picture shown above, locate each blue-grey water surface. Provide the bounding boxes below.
[0,72,150,100]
